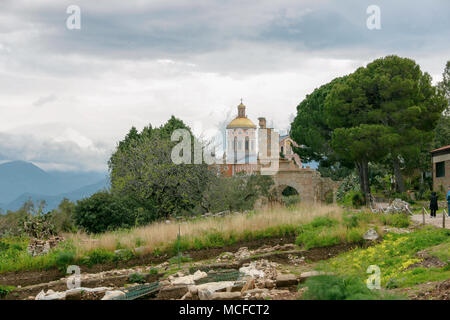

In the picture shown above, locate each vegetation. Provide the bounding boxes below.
[318,227,450,288]
[300,275,403,300]
[291,56,449,202]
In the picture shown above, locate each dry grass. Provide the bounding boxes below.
[66,203,344,256]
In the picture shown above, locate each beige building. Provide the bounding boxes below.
[431,145,450,192]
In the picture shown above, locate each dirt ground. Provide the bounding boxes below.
[411,213,450,229]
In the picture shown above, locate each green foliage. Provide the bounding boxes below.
[201,174,274,213]
[0,285,15,298]
[341,190,365,208]
[379,213,410,228]
[300,275,400,300]
[320,227,450,288]
[82,248,115,267]
[149,268,158,275]
[282,195,301,207]
[296,217,341,249]
[21,212,57,239]
[128,273,146,284]
[49,199,77,233]
[109,116,213,219]
[74,191,156,233]
[169,255,192,264]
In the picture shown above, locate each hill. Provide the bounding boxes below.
[0,161,108,212]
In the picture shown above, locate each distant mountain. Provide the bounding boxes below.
[0,161,109,212]
[3,179,109,212]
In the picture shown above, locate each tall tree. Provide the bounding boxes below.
[325,56,446,196]
[109,116,213,218]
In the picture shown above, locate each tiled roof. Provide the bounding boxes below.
[430,145,450,154]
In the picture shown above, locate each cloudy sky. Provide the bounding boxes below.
[0,0,449,172]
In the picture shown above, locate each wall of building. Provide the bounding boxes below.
[432,153,450,191]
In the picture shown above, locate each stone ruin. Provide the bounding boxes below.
[27,236,64,257]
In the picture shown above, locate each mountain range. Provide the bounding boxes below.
[0,161,109,213]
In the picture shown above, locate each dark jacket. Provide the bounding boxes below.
[430,194,438,210]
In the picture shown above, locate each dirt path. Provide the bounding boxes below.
[411,213,450,229]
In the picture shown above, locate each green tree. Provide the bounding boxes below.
[49,198,77,233]
[74,191,155,233]
[109,116,213,219]
[325,56,446,198]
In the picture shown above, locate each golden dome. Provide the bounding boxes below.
[226,117,257,129]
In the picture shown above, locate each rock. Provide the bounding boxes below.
[102,290,126,300]
[180,292,193,300]
[196,281,235,300]
[276,274,298,287]
[363,228,380,241]
[265,279,275,289]
[299,271,333,282]
[211,292,241,300]
[134,246,146,254]
[239,264,265,279]
[245,288,268,295]
[157,285,189,299]
[65,289,83,300]
[171,270,207,285]
[240,279,255,293]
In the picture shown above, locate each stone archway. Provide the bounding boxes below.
[269,159,339,204]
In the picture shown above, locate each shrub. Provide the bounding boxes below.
[380,214,410,228]
[149,268,158,275]
[74,191,156,233]
[300,275,401,300]
[54,250,76,270]
[128,273,146,284]
[0,285,15,298]
[82,248,115,267]
[282,195,301,207]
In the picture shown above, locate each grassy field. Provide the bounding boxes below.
[0,203,439,277]
[317,226,450,289]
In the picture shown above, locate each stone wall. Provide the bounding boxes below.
[270,159,339,203]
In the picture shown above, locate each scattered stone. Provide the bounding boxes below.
[196,281,235,300]
[157,285,189,299]
[27,236,64,257]
[299,271,333,282]
[241,279,255,293]
[363,228,380,241]
[211,292,241,300]
[102,290,126,300]
[276,274,298,287]
[171,270,207,285]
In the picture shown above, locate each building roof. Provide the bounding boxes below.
[431,145,450,155]
[226,117,257,129]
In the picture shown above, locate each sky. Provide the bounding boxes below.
[0,0,449,172]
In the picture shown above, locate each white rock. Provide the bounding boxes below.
[101,290,126,300]
[196,281,235,300]
[363,228,380,241]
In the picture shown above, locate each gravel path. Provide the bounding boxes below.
[411,213,450,229]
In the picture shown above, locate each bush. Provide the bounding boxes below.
[74,191,156,233]
[300,275,399,300]
[0,285,15,298]
[282,195,301,207]
[128,273,146,284]
[341,190,365,208]
[380,214,410,228]
[82,248,115,267]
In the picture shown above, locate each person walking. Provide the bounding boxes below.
[447,186,450,217]
[430,191,438,218]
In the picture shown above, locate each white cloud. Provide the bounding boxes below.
[0,0,448,171]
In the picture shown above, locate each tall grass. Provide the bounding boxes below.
[67,204,344,256]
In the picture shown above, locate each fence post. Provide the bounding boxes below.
[177,224,181,269]
[443,209,446,229]
[422,207,425,225]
